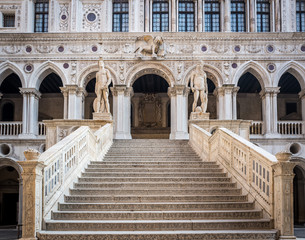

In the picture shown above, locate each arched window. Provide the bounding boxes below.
[296,0,305,32]
[113,0,129,32]
[178,0,195,32]
[231,0,246,32]
[1,102,14,121]
[257,0,270,32]
[35,0,49,32]
[152,0,169,32]
[204,0,220,32]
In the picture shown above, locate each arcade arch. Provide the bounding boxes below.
[237,72,262,120]
[131,74,170,138]
[38,72,64,121]
[0,73,23,122]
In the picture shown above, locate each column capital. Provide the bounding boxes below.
[214,84,237,96]
[19,88,41,99]
[259,87,280,97]
[168,86,189,97]
[110,85,133,97]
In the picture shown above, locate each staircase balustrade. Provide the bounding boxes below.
[189,124,296,239]
[18,123,113,240]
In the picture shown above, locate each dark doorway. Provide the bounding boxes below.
[131,74,170,139]
[293,166,305,225]
[1,102,14,121]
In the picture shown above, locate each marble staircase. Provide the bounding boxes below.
[37,139,278,240]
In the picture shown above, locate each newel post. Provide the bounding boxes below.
[273,151,296,240]
[18,149,44,240]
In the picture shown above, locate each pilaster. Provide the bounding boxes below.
[198,0,203,32]
[19,88,41,138]
[273,152,297,239]
[18,149,44,240]
[249,0,256,32]
[281,0,296,32]
[111,85,133,139]
[168,85,189,139]
[224,0,231,32]
[145,0,150,32]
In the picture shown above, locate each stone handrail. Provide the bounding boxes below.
[0,121,22,136]
[18,123,113,239]
[189,124,296,238]
[277,120,303,135]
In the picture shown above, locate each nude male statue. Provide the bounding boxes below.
[93,58,112,113]
[190,62,208,113]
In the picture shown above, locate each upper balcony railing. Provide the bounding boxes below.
[0,121,46,138]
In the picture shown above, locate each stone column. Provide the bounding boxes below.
[273,152,297,240]
[60,86,86,119]
[133,97,140,127]
[19,88,41,138]
[111,85,133,139]
[18,177,23,226]
[198,0,203,32]
[249,0,256,32]
[224,0,231,32]
[215,84,237,120]
[232,86,239,120]
[145,0,150,31]
[168,86,189,139]
[171,0,176,31]
[18,149,44,240]
[161,98,168,128]
[260,87,280,136]
[298,89,305,134]
[60,88,68,119]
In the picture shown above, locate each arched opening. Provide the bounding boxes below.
[0,165,19,226]
[278,72,302,120]
[131,74,170,139]
[188,78,216,119]
[38,73,64,121]
[0,73,22,122]
[293,165,305,225]
[237,72,262,120]
[84,77,113,119]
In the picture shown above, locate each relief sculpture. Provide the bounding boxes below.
[134,35,164,58]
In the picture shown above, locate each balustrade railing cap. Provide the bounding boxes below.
[275,151,292,162]
[24,148,41,161]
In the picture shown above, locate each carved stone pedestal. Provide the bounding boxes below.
[93,112,113,121]
[190,112,210,120]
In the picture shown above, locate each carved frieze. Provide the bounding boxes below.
[3,45,20,54]
[82,4,102,31]
[36,45,53,54]
[59,4,69,31]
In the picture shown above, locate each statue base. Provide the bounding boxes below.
[190,112,210,120]
[93,112,113,121]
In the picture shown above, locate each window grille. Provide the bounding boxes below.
[257,0,270,32]
[152,0,169,32]
[231,0,246,32]
[178,0,195,32]
[3,14,15,27]
[296,0,305,32]
[35,0,49,32]
[204,0,220,32]
[113,0,129,32]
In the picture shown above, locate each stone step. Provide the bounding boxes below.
[64,194,248,203]
[59,202,253,211]
[77,176,231,183]
[106,154,199,157]
[84,168,223,173]
[91,161,217,165]
[37,230,279,240]
[86,163,220,169]
[73,182,237,189]
[69,188,241,196]
[45,219,272,231]
[52,209,263,221]
[103,157,203,161]
[81,172,228,178]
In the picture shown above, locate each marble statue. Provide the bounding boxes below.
[93,58,112,113]
[134,35,164,58]
[190,61,208,113]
